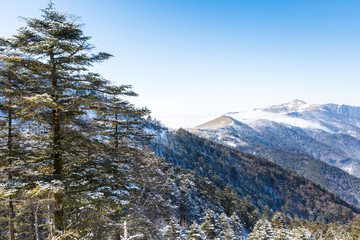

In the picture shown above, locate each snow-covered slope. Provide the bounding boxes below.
[190,100,360,177]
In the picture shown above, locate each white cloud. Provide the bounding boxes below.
[227,110,331,132]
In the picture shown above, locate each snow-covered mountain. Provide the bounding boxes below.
[190,100,360,178]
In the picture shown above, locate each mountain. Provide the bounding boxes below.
[228,99,360,176]
[188,100,360,207]
[146,123,359,226]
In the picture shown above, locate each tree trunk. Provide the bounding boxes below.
[7,96,15,240]
[50,52,64,233]
[48,195,54,239]
[8,199,15,240]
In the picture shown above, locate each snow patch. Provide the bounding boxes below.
[348,130,358,138]
[225,142,237,148]
[343,165,355,175]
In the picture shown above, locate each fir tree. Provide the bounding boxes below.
[178,177,201,226]
[220,226,236,240]
[163,217,183,240]
[219,213,232,239]
[262,205,272,220]
[228,213,244,239]
[200,209,220,240]
[222,184,236,215]
[186,222,203,240]
[271,211,289,240]
[219,212,229,230]
[1,3,151,237]
[248,217,274,240]
[3,3,111,233]
[290,227,313,240]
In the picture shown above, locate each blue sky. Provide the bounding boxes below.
[1,0,360,128]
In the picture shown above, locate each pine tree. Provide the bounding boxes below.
[3,3,107,233]
[222,184,236,215]
[239,195,258,229]
[262,205,272,220]
[290,227,313,240]
[163,217,183,240]
[248,217,274,240]
[228,213,244,239]
[220,227,236,240]
[186,222,203,240]
[219,212,229,230]
[178,176,200,226]
[219,213,231,239]
[327,223,349,240]
[200,209,220,240]
[271,211,289,240]
[1,3,151,237]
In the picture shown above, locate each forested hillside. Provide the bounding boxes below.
[149,126,358,223]
[190,115,360,208]
[1,3,360,240]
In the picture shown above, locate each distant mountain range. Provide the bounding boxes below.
[187,100,360,207]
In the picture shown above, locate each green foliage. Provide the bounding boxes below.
[186,222,203,240]
[248,217,274,240]
[200,209,220,240]
[271,211,288,230]
[163,217,182,240]
[0,2,152,239]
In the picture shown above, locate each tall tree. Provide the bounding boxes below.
[186,222,203,240]
[228,213,244,239]
[1,2,144,236]
[271,211,288,240]
[163,217,183,240]
[200,209,220,240]
[248,217,274,240]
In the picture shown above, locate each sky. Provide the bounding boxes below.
[1,0,360,128]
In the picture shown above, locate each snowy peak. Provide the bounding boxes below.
[196,115,234,129]
[260,99,308,113]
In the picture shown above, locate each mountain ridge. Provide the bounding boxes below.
[188,100,360,208]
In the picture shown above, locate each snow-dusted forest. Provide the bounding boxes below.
[1,3,360,240]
